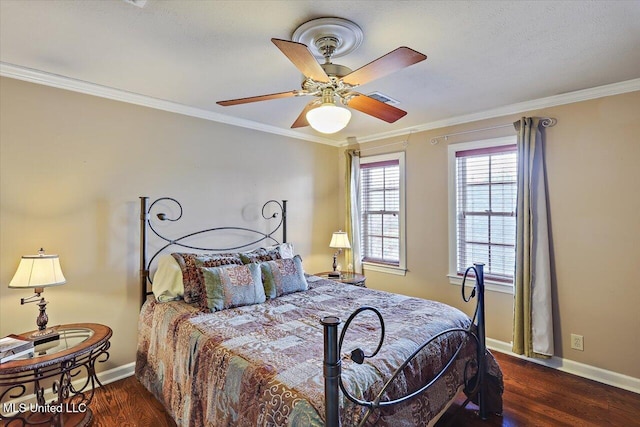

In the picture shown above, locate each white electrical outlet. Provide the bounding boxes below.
[571,334,584,351]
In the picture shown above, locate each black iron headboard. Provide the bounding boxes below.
[139,196,287,307]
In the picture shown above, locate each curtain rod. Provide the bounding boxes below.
[430,117,557,145]
[349,131,413,155]
[354,139,408,154]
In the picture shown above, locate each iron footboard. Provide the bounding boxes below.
[322,262,488,426]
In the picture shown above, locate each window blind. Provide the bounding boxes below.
[456,144,517,282]
[360,160,400,266]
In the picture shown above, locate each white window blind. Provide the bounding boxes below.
[455,144,517,282]
[360,159,400,266]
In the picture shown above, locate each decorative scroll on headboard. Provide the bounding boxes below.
[139,196,287,307]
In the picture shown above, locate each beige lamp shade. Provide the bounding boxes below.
[9,252,66,289]
[329,231,351,249]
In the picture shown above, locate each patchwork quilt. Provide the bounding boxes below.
[136,276,502,426]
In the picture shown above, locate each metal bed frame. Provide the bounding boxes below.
[139,196,287,307]
[138,196,490,426]
[322,263,489,426]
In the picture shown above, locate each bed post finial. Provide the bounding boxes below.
[321,315,341,427]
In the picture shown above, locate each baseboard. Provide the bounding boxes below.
[97,361,136,385]
[487,338,640,394]
[2,362,136,412]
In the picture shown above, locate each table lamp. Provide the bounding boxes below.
[329,231,351,277]
[8,248,66,341]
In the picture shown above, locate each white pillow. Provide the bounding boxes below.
[266,242,295,259]
[152,255,184,302]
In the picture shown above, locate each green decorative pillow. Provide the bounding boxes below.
[260,255,308,299]
[172,252,244,305]
[200,263,265,312]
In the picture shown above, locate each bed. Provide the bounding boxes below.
[135,197,503,426]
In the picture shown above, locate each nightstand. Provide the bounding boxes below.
[0,323,112,426]
[315,271,366,287]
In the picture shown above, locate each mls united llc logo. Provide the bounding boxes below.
[3,402,88,414]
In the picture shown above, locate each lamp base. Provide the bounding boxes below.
[328,272,341,278]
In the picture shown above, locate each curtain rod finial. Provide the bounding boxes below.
[540,118,557,127]
[430,135,448,145]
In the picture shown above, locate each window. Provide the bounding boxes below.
[360,152,406,275]
[448,137,517,292]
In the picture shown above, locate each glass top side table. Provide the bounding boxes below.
[0,323,112,427]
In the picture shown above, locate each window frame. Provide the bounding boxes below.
[447,136,517,294]
[359,152,407,276]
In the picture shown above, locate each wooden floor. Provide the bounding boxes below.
[90,352,640,426]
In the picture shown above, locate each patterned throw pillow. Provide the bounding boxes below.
[171,253,243,305]
[239,247,282,264]
[200,263,265,311]
[260,255,308,299]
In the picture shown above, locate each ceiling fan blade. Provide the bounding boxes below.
[217,90,298,106]
[271,38,330,83]
[291,101,319,128]
[346,93,407,123]
[341,47,427,86]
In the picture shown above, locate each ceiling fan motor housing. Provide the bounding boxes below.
[313,34,353,77]
[320,62,352,78]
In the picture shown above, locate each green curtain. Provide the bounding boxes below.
[512,117,554,358]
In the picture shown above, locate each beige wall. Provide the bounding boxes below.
[0,77,340,373]
[2,76,638,382]
[339,91,640,379]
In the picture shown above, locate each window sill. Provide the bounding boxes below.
[363,262,407,276]
[447,274,513,294]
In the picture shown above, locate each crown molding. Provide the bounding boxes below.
[0,62,340,147]
[2,62,638,147]
[355,78,640,144]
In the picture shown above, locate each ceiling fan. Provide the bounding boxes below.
[216,18,427,134]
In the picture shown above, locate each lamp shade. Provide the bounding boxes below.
[306,103,352,134]
[9,252,66,289]
[329,231,351,249]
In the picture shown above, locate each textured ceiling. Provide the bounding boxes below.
[1,0,639,143]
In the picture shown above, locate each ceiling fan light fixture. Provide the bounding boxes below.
[306,102,351,134]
